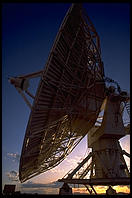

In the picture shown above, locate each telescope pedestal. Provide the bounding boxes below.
[91,138,129,179]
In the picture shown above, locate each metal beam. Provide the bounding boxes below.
[66,152,93,179]
[16,88,32,109]
[122,150,130,158]
[18,70,43,79]
[58,178,130,185]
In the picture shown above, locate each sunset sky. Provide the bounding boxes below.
[2,3,130,194]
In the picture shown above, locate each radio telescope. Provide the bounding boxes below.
[9,3,130,195]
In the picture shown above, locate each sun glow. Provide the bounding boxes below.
[72,185,130,195]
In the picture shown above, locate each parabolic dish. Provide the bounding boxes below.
[19,3,105,182]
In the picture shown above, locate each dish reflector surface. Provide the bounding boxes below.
[19,4,105,182]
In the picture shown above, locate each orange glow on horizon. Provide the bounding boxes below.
[72,185,130,195]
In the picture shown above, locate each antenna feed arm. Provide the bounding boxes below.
[9,77,29,91]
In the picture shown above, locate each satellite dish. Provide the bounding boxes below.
[9,3,130,192]
[18,3,105,182]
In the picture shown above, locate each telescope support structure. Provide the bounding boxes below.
[58,87,130,195]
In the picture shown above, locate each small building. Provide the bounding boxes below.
[59,183,72,195]
[106,186,116,195]
[3,184,16,195]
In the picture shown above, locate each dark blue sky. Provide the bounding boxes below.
[2,3,130,190]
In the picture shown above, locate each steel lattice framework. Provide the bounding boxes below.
[19,4,105,182]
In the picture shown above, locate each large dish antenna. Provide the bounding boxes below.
[9,3,105,183]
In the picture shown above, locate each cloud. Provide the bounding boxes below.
[73,187,88,195]
[65,156,83,168]
[20,187,59,195]
[120,136,130,153]
[6,170,19,181]
[50,167,65,174]
[21,180,84,190]
[113,185,130,194]
[21,181,63,189]
[7,152,20,162]
[18,181,130,195]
